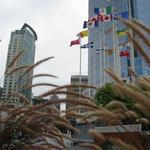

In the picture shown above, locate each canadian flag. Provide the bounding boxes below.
[98,14,112,22]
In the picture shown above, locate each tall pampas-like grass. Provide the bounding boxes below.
[7,50,25,69]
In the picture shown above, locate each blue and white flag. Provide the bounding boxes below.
[80,41,94,48]
[114,11,129,19]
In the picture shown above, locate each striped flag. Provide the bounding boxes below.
[116,29,128,36]
[100,6,113,15]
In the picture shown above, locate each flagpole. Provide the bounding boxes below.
[112,3,117,74]
[102,22,106,84]
[79,37,82,94]
[128,0,135,83]
[116,31,121,78]
[99,24,103,87]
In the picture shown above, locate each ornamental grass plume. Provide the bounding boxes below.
[0,55,98,149]
[79,143,102,150]
[109,138,137,150]
[7,50,25,69]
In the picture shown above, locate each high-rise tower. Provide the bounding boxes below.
[2,23,37,103]
[88,0,150,91]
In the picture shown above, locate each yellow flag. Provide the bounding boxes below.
[106,49,113,55]
[77,30,89,38]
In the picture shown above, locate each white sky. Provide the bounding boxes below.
[0,0,88,95]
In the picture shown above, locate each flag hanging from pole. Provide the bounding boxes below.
[98,14,113,22]
[77,30,89,38]
[106,49,113,55]
[100,6,113,15]
[120,50,129,57]
[70,39,80,47]
[89,15,98,21]
[119,41,130,47]
[83,20,99,29]
[81,41,94,48]
[94,8,100,14]
[106,49,129,57]
[116,29,128,36]
[114,11,129,19]
[94,6,113,15]
[96,48,108,54]
[96,49,100,54]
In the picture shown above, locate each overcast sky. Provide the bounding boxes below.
[0,0,88,94]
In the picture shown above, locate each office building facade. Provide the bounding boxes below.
[2,23,37,102]
[88,0,150,89]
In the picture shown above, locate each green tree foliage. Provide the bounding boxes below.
[95,83,115,107]
[95,83,135,110]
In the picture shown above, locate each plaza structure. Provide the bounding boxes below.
[2,23,37,102]
[88,0,150,90]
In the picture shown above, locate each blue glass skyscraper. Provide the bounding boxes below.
[88,0,150,90]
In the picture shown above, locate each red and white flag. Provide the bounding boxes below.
[98,14,112,22]
[70,39,80,47]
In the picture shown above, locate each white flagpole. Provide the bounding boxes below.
[128,0,135,83]
[116,31,121,78]
[112,2,121,78]
[99,23,103,87]
[79,37,82,94]
[102,22,106,84]
[112,3,117,74]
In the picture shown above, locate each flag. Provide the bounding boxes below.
[118,45,124,49]
[118,41,131,49]
[70,39,80,47]
[83,20,99,29]
[96,48,108,54]
[77,30,89,38]
[100,6,112,15]
[116,29,128,36]
[96,49,100,54]
[89,15,98,21]
[114,11,129,19]
[126,42,131,47]
[120,50,129,57]
[81,41,94,48]
[106,49,113,55]
[99,14,112,22]
[94,8,100,14]
[119,41,129,47]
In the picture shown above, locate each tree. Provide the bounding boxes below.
[95,83,115,107]
[95,83,135,110]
